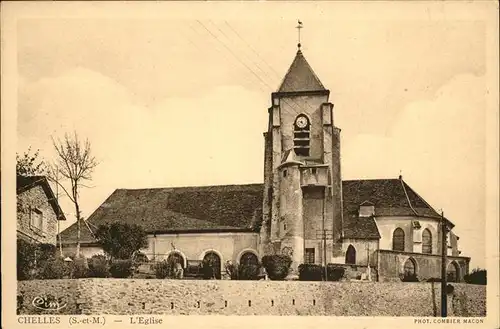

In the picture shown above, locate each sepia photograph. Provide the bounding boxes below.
[1,1,499,327]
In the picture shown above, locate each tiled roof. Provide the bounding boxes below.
[59,179,445,243]
[59,184,264,244]
[17,175,66,221]
[341,179,443,239]
[277,50,326,93]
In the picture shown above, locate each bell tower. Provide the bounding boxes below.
[260,38,343,276]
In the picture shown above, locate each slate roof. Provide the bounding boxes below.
[59,184,264,244]
[59,178,446,243]
[17,175,66,221]
[277,50,326,93]
[341,179,446,239]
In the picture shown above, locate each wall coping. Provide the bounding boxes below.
[378,249,471,261]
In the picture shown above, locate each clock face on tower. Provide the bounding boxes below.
[295,115,308,129]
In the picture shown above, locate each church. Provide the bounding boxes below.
[59,42,471,282]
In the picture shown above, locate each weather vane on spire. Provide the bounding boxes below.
[296,20,303,49]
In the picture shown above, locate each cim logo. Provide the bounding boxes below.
[32,295,67,311]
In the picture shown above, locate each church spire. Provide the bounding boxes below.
[276,20,326,93]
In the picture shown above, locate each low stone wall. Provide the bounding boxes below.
[17,279,486,316]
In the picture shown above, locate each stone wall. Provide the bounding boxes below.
[17,184,59,245]
[377,249,470,282]
[17,279,486,316]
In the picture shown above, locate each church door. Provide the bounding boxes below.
[203,252,221,279]
[345,245,356,264]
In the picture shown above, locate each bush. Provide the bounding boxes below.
[17,239,36,280]
[37,244,57,263]
[261,255,292,280]
[464,268,486,285]
[401,273,420,282]
[71,257,89,278]
[109,259,133,278]
[238,264,260,280]
[154,260,172,279]
[427,277,442,282]
[202,260,216,279]
[37,257,70,279]
[326,264,345,281]
[88,255,110,278]
[298,264,324,281]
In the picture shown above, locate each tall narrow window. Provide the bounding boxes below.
[30,208,43,231]
[305,248,315,264]
[345,245,356,264]
[392,228,405,251]
[422,229,432,254]
[293,115,310,156]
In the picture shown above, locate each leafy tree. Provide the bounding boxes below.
[48,132,98,258]
[95,222,148,260]
[16,147,46,176]
[464,268,487,285]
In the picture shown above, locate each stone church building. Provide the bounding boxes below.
[60,46,471,282]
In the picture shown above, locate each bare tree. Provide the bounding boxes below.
[48,132,98,258]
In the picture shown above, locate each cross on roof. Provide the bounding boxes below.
[296,20,303,49]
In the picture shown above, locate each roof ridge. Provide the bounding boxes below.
[401,179,440,215]
[115,183,264,191]
[342,178,401,183]
[399,178,419,216]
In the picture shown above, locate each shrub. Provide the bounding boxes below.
[298,264,324,281]
[109,259,133,278]
[202,260,216,279]
[464,268,486,285]
[261,255,292,280]
[427,277,442,282]
[37,257,70,279]
[154,260,172,279]
[326,264,345,281]
[37,244,57,263]
[401,273,420,282]
[70,257,89,278]
[88,255,110,278]
[238,264,260,280]
[17,239,36,280]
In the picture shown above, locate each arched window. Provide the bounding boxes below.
[447,262,459,282]
[203,252,222,279]
[422,229,432,254]
[392,228,405,251]
[345,245,356,264]
[293,114,310,156]
[240,252,259,266]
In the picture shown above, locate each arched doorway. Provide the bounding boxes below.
[345,245,356,264]
[447,262,460,282]
[167,252,185,268]
[240,252,259,266]
[402,258,418,281]
[203,251,221,279]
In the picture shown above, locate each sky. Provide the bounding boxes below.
[14,3,494,269]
